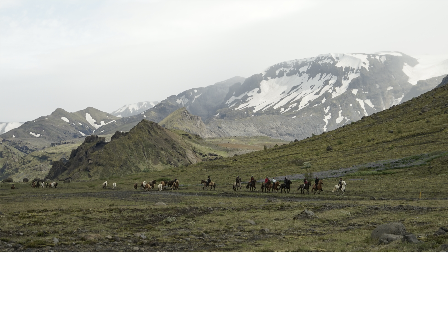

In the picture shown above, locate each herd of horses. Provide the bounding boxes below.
[16,176,346,195]
[128,177,346,194]
[133,179,180,191]
[31,181,58,188]
[233,178,346,195]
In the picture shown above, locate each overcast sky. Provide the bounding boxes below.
[1,0,447,122]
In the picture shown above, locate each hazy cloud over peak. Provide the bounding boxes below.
[0,0,447,122]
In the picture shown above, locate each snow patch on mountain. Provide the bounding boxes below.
[0,122,23,135]
[61,117,69,123]
[30,132,41,137]
[85,113,115,130]
[403,55,448,85]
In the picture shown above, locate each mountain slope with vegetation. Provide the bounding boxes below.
[159,108,215,138]
[123,78,448,186]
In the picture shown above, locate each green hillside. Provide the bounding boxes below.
[47,120,206,180]
[119,81,448,185]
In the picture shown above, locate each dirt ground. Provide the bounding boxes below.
[1,181,448,252]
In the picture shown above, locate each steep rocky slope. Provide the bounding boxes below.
[46,120,203,181]
[159,108,215,138]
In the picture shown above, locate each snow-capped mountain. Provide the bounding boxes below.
[205,52,448,140]
[111,101,159,118]
[2,107,119,152]
[0,122,23,135]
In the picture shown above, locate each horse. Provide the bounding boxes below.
[50,182,58,188]
[102,181,108,189]
[171,179,179,190]
[280,179,292,193]
[298,181,312,194]
[312,180,324,194]
[332,181,346,194]
[201,180,216,190]
[149,180,157,189]
[158,183,163,191]
[271,181,280,192]
[233,177,242,191]
[261,181,272,193]
[246,180,257,191]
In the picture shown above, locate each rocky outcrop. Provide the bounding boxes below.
[46,120,202,181]
[371,222,420,244]
[437,75,448,88]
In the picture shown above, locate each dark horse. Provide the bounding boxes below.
[246,180,256,191]
[280,179,292,193]
[298,181,312,194]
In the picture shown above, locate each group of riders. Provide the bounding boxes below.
[204,175,345,191]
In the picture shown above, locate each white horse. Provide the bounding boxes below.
[332,181,346,194]
[103,181,108,188]
[158,183,163,191]
[50,182,58,188]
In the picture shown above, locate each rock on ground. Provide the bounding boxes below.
[371,222,407,241]
[402,234,420,244]
[379,234,403,244]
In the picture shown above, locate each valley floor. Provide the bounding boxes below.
[1,178,448,252]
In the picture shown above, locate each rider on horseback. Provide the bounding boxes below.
[250,176,255,183]
[264,176,269,184]
[206,176,211,187]
[338,177,343,190]
[236,176,240,184]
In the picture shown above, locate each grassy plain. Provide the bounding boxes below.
[1,160,448,252]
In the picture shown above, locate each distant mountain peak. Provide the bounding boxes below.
[111,101,160,118]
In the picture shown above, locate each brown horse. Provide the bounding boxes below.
[298,181,312,194]
[246,180,256,191]
[201,180,216,190]
[261,181,272,193]
[312,180,324,194]
[271,181,280,192]
[171,179,179,190]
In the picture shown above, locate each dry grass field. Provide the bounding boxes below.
[1,161,448,252]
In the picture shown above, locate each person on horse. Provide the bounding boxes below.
[236,176,241,184]
[304,178,308,185]
[250,176,255,183]
[338,177,343,190]
[264,176,270,185]
[284,177,288,184]
[272,177,276,184]
[315,177,319,188]
[206,176,211,187]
